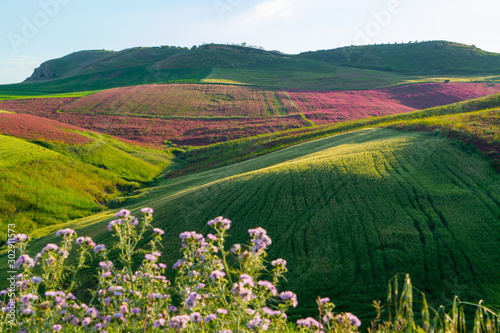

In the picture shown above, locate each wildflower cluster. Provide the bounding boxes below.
[1,208,363,332]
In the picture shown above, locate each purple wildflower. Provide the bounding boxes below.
[240,274,254,287]
[82,317,92,326]
[262,307,281,316]
[258,280,277,296]
[271,258,287,267]
[41,244,58,254]
[144,254,157,262]
[248,227,267,238]
[86,307,100,317]
[107,219,121,231]
[8,233,30,244]
[172,259,185,270]
[99,261,113,271]
[231,282,253,301]
[207,216,232,230]
[169,315,190,330]
[114,209,130,218]
[153,228,165,235]
[52,324,62,331]
[190,312,202,323]
[56,228,76,238]
[14,255,35,269]
[248,314,269,330]
[153,318,167,328]
[216,308,228,315]
[280,291,298,307]
[141,207,154,214]
[231,243,241,253]
[31,276,42,284]
[339,312,362,327]
[75,236,95,247]
[204,313,217,322]
[209,270,226,281]
[297,317,323,329]
[184,292,201,309]
[93,244,106,253]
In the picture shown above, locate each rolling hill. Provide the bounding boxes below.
[1,41,499,94]
[1,40,500,326]
[5,126,500,323]
[178,92,500,175]
[0,114,173,241]
[299,41,500,74]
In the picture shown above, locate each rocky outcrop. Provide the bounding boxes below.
[24,63,59,81]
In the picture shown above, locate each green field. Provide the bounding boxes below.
[0,132,173,241]
[6,128,500,323]
[203,66,417,90]
[0,90,97,101]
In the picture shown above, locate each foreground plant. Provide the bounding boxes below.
[0,209,360,332]
[1,208,498,332]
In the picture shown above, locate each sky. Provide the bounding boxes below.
[0,0,499,84]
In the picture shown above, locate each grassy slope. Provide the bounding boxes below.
[390,109,500,169]
[7,128,500,323]
[202,66,416,90]
[299,41,500,74]
[178,92,500,175]
[0,128,173,241]
[0,135,131,239]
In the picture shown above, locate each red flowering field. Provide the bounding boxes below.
[1,82,499,146]
[0,113,92,145]
[33,112,310,146]
[59,84,287,117]
[0,97,77,116]
[383,82,500,109]
[278,82,500,123]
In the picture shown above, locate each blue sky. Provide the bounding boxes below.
[0,0,499,84]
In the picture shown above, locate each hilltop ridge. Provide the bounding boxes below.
[18,41,500,91]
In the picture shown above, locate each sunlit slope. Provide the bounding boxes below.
[0,129,173,240]
[17,128,500,321]
[149,128,500,317]
[0,135,132,239]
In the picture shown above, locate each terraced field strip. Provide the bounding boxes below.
[0,97,78,116]
[0,113,93,145]
[59,84,287,117]
[57,82,500,119]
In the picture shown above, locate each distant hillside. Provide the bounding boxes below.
[12,41,500,92]
[24,50,114,81]
[299,41,500,74]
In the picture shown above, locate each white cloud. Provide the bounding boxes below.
[254,0,293,19]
